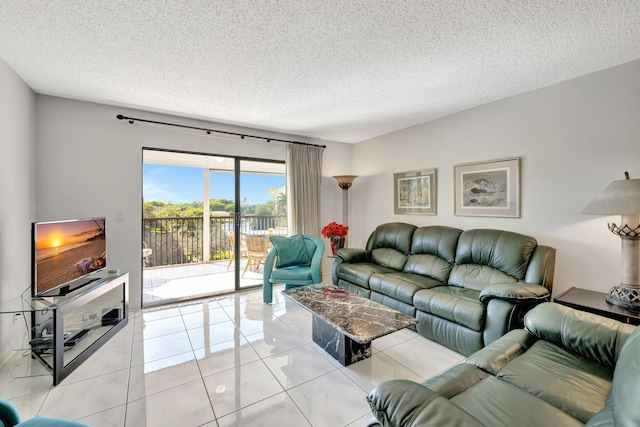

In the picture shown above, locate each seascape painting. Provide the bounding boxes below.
[454,157,520,217]
[461,168,508,208]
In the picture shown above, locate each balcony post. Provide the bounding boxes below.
[203,169,211,262]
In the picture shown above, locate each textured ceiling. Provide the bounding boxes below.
[1,1,640,143]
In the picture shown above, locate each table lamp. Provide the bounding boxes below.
[581,172,640,309]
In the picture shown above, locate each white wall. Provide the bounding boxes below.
[35,96,352,308]
[0,57,36,366]
[22,59,640,312]
[350,59,640,297]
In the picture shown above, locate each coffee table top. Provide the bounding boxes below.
[281,283,418,343]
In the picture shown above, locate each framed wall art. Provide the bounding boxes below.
[454,157,520,217]
[394,168,437,215]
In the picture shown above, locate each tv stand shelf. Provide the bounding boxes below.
[0,273,128,385]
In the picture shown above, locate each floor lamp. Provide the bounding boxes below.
[332,175,358,227]
[581,172,640,309]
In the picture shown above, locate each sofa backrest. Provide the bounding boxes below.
[365,222,417,271]
[449,229,538,291]
[403,226,462,283]
[525,303,635,368]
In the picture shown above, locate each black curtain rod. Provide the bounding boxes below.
[116,114,326,148]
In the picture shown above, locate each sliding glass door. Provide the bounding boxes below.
[237,160,287,289]
[142,149,286,307]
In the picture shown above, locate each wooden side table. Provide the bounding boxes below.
[554,287,640,326]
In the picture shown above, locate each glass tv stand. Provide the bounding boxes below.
[0,273,128,385]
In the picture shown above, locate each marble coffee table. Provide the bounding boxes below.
[281,283,418,366]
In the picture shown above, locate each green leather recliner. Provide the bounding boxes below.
[366,302,639,426]
[332,222,556,355]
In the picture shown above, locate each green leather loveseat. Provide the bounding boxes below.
[332,222,556,355]
[366,302,639,426]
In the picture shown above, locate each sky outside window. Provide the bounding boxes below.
[143,164,285,204]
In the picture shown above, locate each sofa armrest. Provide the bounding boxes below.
[422,363,489,398]
[525,245,556,290]
[308,239,325,284]
[336,247,369,263]
[479,282,550,304]
[366,379,484,427]
[332,248,371,284]
[466,329,537,375]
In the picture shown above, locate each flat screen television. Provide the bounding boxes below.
[32,217,106,297]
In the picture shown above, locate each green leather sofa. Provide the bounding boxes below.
[332,222,556,355]
[366,302,639,427]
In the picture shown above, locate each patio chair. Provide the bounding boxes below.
[142,241,153,266]
[227,232,248,270]
[0,397,89,426]
[262,234,324,303]
[242,235,270,277]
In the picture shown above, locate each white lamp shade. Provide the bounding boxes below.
[581,177,640,215]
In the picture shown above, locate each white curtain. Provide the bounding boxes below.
[286,143,324,236]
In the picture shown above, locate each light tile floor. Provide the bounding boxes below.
[0,284,465,427]
[143,261,263,306]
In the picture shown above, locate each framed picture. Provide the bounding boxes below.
[454,157,520,217]
[394,168,437,215]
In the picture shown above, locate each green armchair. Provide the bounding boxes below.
[0,398,89,426]
[263,234,324,303]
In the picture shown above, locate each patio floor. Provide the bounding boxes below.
[142,259,264,306]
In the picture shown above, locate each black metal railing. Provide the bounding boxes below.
[142,215,287,268]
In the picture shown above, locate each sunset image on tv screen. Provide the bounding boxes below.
[35,218,106,294]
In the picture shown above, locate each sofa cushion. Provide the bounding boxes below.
[370,292,416,318]
[335,262,396,289]
[497,339,614,423]
[449,229,537,291]
[411,226,461,260]
[366,222,417,254]
[401,226,461,283]
[371,248,408,271]
[450,376,583,427]
[364,222,416,271]
[416,311,484,356]
[414,286,484,331]
[449,264,518,291]
[403,254,454,283]
[369,272,442,304]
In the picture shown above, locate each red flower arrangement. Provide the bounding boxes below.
[321,221,349,240]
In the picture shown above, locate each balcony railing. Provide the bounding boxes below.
[142,215,287,268]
